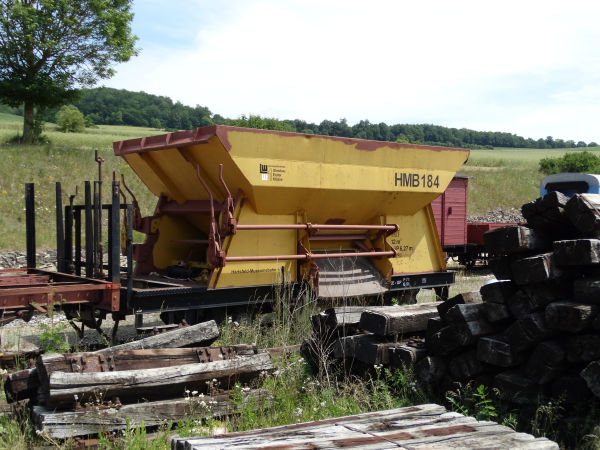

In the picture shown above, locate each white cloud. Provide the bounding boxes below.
[105,0,600,141]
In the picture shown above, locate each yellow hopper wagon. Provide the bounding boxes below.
[114,126,469,323]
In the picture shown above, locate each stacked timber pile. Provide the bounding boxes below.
[422,191,600,403]
[4,320,274,439]
[303,303,438,371]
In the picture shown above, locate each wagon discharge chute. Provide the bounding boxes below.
[114,126,469,312]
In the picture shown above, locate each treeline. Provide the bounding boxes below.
[3,87,597,148]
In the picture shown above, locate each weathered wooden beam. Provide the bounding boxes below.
[448,349,494,381]
[359,303,439,337]
[481,302,512,323]
[480,280,518,305]
[427,320,496,356]
[39,344,255,376]
[552,374,593,405]
[483,226,551,254]
[505,283,570,318]
[521,191,570,231]
[427,324,472,355]
[580,361,600,400]
[436,292,481,322]
[107,320,219,351]
[545,301,599,332]
[574,277,600,303]
[565,193,600,235]
[332,333,372,360]
[565,334,600,363]
[445,303,486,323]
[4,368,38,402]
[415,356,447,384]
[33,388,272,439]
[554,239,600,266]
[347,334,398,366]
[388,338,427,368]
[511,252,563,285]
[494,370,539,404]
[505,312,554,352]
[45,352,273,409]
[524,340,566,385]
[477,335,526,368]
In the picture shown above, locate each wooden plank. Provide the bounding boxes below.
[545,301,600,332]
[477,335,526,368]
[33,388,272,439]
[511,252,563,286]
[436,292,481,322]
[359,303,439,337]
[565,193,600,235]
[38,344,256,376]
[483,225,551,254]
[554,239,600,265]
[106,320,219,351]
[45,352,273,409]
[172,403,558,450]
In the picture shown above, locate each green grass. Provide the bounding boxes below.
[461,147,600,214]
[0,113,157,249]
[467,146,600,167]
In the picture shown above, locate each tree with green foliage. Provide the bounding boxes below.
[55,104,85,132]
[539,151,600,175]
[0,0,137,143]
[228,114,294,132]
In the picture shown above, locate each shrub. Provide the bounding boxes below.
[539,151,600,175]
[56,105,85,133]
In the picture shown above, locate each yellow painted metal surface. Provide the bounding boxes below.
[114,126,469,288]
[212,207,297,289]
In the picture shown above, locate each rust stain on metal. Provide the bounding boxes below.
[113,125,468,157]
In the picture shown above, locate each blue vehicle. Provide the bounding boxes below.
[540,173,600,197]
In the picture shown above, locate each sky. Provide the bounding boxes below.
[105,0,600,143]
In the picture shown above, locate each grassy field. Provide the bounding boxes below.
[0,114,158,249]
[462,146,600,214]
[1,112,599,249]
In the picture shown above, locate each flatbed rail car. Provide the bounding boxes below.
[113,125,469,322]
